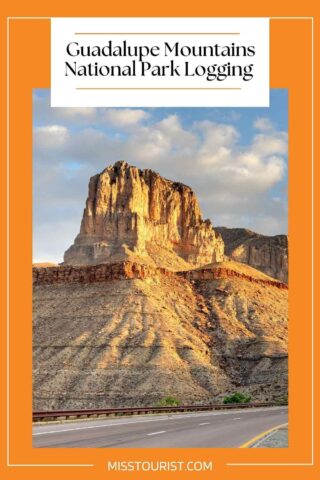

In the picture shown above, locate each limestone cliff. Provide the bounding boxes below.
[215,227,288,283]
[64,161,224,270]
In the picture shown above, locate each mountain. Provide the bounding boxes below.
[64,161,224,270]
[33,162,288,410]
[215,227,288,283]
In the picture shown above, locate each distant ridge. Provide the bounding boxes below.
[216,227,288,283]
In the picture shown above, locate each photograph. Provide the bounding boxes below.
[32,89,288,448]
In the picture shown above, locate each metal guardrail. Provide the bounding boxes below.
[33,402,287,422]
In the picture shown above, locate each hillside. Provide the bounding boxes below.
[33,162,288,410]
[33,260,287,409]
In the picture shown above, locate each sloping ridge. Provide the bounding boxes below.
[33,259,288,409]
[216,227,288,283]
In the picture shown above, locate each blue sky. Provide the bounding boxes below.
[33,89,288,263]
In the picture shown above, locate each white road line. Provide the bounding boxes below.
[199,422,210,426]
[147,431,166,436]
[233,418,241,420]
[32,413,217,436]
[33,417,169,436]
[33,407,287,436]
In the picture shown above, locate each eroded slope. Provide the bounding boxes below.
[33,261,287,409]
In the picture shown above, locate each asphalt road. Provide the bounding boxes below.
[32,406,288,448]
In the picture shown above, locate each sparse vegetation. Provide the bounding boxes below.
[157,396,180,407]
[275,394,288,404]
[223,392,251,404]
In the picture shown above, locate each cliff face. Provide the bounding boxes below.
[64,161,224,270]
[215,227,288,283]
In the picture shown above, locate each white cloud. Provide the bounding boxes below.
[122,115,198,163]
[57,107,97,119]
[104,108,149,127]
[194,121,238,166]
[33,125,69,149]
[252,132,288,157]
[253,117,274,131]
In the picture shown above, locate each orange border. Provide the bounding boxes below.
[1,6,318,480]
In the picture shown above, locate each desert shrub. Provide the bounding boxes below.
[223,392,251,404]
[275,394,288,404]
[157,396,180,406]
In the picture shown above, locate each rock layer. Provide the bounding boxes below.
[64,161,224,269]
[33,261,288,290]
[216,227,288,283]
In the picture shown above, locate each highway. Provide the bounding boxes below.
[32,406,287,448]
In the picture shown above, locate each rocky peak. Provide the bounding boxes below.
[64,161,224,269]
